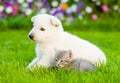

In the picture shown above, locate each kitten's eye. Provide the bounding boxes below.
[55,58,58,61]
[40,27,45,31]
[64,60,68,62]
[61,60,63,62]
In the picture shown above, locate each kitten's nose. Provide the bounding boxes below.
[56,64,59,67]
[57,64,62,68]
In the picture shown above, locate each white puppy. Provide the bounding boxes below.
[28,14,106,68]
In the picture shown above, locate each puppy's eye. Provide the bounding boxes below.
[40,27,45,31]
[55,24,59,27]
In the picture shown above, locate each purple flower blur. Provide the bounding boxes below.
[28,1,34,8]
[77,2,85,13]
[42,0,48,6]
[5,2,13,7]
[52,9,64,16]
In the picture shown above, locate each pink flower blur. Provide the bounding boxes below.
[12,10,17,15]
[91,14,98,20]
[12,4,19,15]
[0,12,3,18]
[101,5,109,12]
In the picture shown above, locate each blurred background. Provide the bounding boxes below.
[0,0,120,31]
[0,1,120,82]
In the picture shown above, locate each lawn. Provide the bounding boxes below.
[0,30,120,83]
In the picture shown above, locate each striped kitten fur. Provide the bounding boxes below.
[55,50,96,72]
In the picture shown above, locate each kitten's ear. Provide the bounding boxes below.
[68,50,72,58]
[55,48,58,53]
[54,48,59,57]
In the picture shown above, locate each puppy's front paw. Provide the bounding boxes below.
[26,63,39,71]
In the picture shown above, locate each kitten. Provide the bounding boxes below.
[55,50,96,72]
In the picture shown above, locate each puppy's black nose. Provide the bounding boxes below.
[29,34,34,39]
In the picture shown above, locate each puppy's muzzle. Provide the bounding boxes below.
[29,34,34,40]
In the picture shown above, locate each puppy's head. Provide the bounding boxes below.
[29,14,64,43]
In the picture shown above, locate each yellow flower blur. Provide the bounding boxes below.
[60,3,68,10]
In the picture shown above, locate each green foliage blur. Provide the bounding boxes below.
[0,14,120,31]
[0,0,120,31]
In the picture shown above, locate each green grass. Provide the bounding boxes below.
[0,30,120,83]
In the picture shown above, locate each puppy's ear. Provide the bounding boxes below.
[31,16,37,22]
[50,17,60,27]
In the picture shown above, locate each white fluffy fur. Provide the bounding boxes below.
[28,14,106,68]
